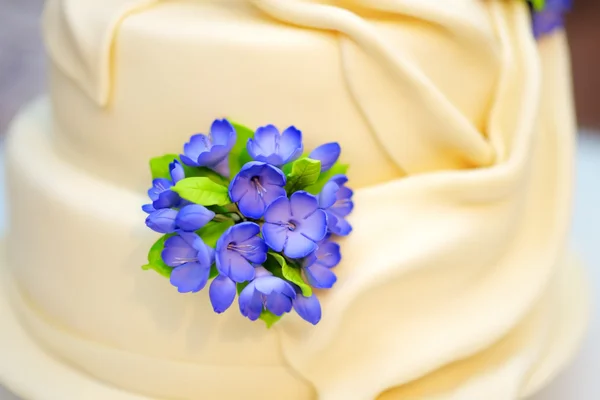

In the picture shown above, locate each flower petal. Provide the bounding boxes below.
[239,284,263,321]
[278,126,303,164]
[262,222,288,253]
[254,276,296,299]
[252,125,280,155]
[148,178,173,201]
[196,145,230,167]
[179,154,199,167]
[170,262,210,293]
[175,204,215,232]
[153,190,180,209]
[261,164,287,187]
[290,191,319,220]
[284,231,318,259]
[330,174,349,186]
[229,174,250,202]
[145,209,178,234]
[328,212,353,236]
[229,222,261,243]
[299,209,328,242]
[241,236,268,264]
[184,134,211,161]
[305,264,337,289]
[293,293,322,325]
[169,160,185,183]
[263,195,291,223]
[266,293,293,316]
[142,204,155,214]
[162,235,197,267]
[309,142,341,172]
[318,181,339,209]
[210,119,236,147]
[316,241,341,268]
[219,251,256,283]
[195,241,215,269]
[238,191,267,219]
[209,275,237,313]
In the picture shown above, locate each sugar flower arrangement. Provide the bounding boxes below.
[528,0,572,38]
[141,120,352,327]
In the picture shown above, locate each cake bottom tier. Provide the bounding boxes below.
[0,98,590,399]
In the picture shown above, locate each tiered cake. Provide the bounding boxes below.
[0,0,588,399]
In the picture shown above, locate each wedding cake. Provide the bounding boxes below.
[0,0,589,399]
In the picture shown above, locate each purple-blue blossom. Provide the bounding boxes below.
[238,267,296,321]
[293,291,322,325]
[216,222,267,283]
[162,233,215,293]
[532,0,572,38]
[180,119,236,176]
[318,175,354,236]
[262,191,328,259]
[145,204,214,234]
[229,162,287,219]
[303,240,341,289]
[309,142,341,172]
[143,159,185,213]
[247,125,303,166]
[209,275,237,313]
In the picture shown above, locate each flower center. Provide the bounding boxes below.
[251,176,268,197]
[287,221,298,231]
[228,241,259,255]
[171,256,198,266]
[333,198,352,208]
[155,182,169,193]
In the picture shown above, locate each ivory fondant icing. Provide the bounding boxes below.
[2,0,587,399]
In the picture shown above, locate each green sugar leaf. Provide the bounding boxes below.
[141,234,175,278]
[149,154,179,180]
[209,264,219,279]
[236,281,250,295]
[260,310,282,328]
[172,177,230,206]
[269,252,312,297]
[304,162,349,195]
[530,0,546,11]
[183,166,229,186]
[197,220,234,248]
[285,158,322,194]
[229,121,255,179]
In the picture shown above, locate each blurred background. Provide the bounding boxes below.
[0,0,598,399]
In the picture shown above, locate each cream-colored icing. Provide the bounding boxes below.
[4,0,583,399]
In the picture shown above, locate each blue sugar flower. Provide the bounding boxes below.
[216,222,268,283]
[309,142,341,172]
[175,204,215,232]
[162,233,215,293]
[247,125,303,166]
[145,208,178,233]
[293,291,322,325]
[238,267,296,321]
[209,274,237,313]
[318,175,354,236]
[262,192,328,259]
[303,240,341,289]
[144,159,185,211]
[229,162,287,219]
[180,119,236,175]
[532,0,572,38]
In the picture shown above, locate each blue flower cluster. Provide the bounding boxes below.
[529,0,572,38]
[142,119,353,326]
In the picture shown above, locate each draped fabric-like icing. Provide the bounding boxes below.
[251,1,577,398]
[5,1,582,399]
